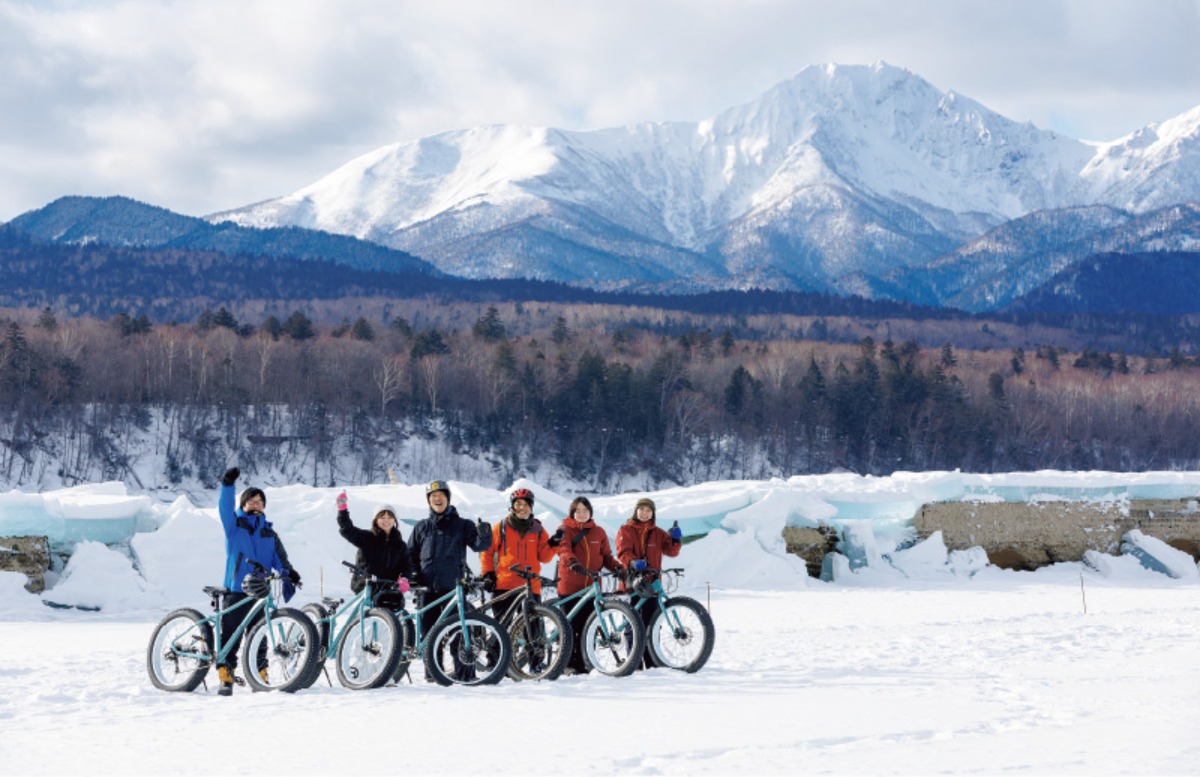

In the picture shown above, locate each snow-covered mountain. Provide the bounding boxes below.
[211,62,1200,299]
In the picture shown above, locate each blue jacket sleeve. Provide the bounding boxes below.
[218,483,237,536]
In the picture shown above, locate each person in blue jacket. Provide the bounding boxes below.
[407,479,491,680]
[215,466,302,696]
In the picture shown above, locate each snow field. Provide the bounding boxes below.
[1,583,1198,775]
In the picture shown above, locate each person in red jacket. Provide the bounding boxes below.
[615,496,683,668]
[480,487,555,625]
[555,495,621,674]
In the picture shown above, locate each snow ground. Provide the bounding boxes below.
[2,471,1200,775]
[1,582,1197,776]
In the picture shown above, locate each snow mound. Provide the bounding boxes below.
[1120,530,1200,579]
[46,540,164,612]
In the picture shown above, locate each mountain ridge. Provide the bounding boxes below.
[209,62,1200,300]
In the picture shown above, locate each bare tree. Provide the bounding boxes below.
[255,331,276,398]
[419,354,443,415]
[374,355,406,416]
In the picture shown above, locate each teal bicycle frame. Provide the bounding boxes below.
[400,575,482,652]
[545,569,644,677]
[391,571,511,686]
[147,565,318,694]
[550,569,621,635]
[626,566,715,673]
[303,561,403,687]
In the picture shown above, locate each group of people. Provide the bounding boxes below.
[214,468,683,694]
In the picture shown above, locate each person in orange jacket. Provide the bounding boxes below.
[480,487,555,624]
[615,496,683,668]
[555,495,620,674]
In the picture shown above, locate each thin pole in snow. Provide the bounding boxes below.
[1079,572,1087,614]
[707,581,711,614]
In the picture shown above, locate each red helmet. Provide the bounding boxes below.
[509,487,535,508]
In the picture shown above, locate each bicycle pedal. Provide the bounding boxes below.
[233,675,246,686]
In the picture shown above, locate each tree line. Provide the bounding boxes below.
[2,302,1200,492]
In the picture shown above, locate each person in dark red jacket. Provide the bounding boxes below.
[615,496,682,668]
[555,495,620,674]
[335,492,412,610]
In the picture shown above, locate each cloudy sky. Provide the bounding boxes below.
[1,0,1197,222]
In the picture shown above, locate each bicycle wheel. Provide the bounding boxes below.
[240,607,319,693]
[581,599,644,678]
[390,617,417,683]
[336,607,403,690]
[645,596,715,673]
[147,608,213,692]
[295,603,330,690]
[301,603,330,652]
[507,602,573,682]
[423,612,510,686]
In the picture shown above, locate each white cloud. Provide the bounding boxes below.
[0,0,1197,220]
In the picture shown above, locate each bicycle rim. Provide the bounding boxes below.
[582,600,643,677]
[147,609,211,692]
[648,597,714,672]
[424,614,510,686]
[507,604,571,681]
[336,609,400,690]
[241,609,316,692]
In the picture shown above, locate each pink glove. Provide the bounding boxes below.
[335,491,347,511]
[397,577,410,593]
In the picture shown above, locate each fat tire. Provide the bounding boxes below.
[390,617,417,683]
[507,602,573,682]
[423,611,510,686]
[335,607,403,690]
[239,607,319,693]
[147,607,212,692]
[580,599,644,678]
[645,596,715,673]
[294,603,330,690]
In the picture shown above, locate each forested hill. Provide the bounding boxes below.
[0,223,954,323]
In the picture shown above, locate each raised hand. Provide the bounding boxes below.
[336,491,348,512]
[221,467,240,486]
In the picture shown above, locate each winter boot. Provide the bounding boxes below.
[217,666,235,696]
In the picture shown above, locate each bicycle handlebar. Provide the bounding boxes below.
[340,560,403,588]
[506,563,556,587]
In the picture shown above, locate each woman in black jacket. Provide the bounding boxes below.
[336,492,412,609]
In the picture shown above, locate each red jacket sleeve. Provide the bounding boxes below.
[536,526,555,564]
[660,526,682,559]
[615,523,637,567]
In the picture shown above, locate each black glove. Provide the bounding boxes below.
[481,571,496,593]
[287,568,302,587]
[568,561,586,576]
[221,467,240,486]
[476,518,491,542]
[548,527,564,548]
